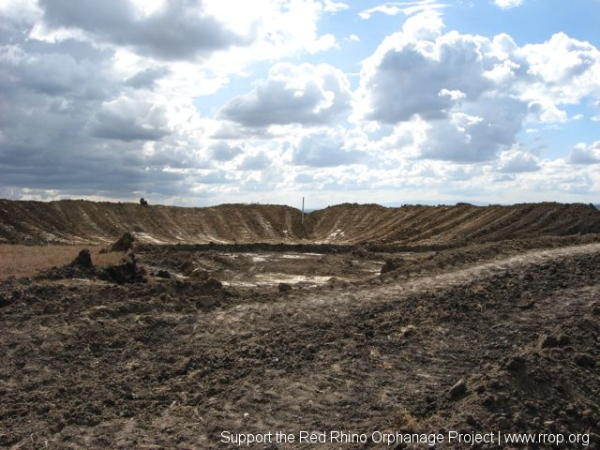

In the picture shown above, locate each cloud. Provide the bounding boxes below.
[419,96,528,162]
[355,14,493,124]
[237,151,273,171]
[359,1,447,20]
[568,141,600,165]
[37,0,248,61]
[516,33,600,121]
[355,11,600,165]
[219,62,351,127]
[322,0,349,13]
[291,130,364,167]
[88,94,171,141]
[209,142,243,162]
[494,0,524,10]
[124,66,170,89]
[497,148,540,173]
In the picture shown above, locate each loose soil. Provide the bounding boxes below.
[1,200,599,449]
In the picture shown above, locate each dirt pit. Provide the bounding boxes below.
[1,237,600,449]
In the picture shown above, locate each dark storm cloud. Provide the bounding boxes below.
[38,0,249,60]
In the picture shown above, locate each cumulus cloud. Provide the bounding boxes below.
[420,96,527,162]
[355,10,600,165]
[124,67,170,89]
[497,148,540,173]
[356,14,493,124]
[568,141,600,165]
[219,63,351,127]
[516,33,600,122]
[209,142,243,162]
[89,102,170,142]
[237,151,273,171]
[37,0,248,61]
[291,130,364,167]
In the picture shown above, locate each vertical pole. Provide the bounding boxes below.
[302,197,305,224]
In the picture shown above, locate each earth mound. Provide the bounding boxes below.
[0,199,599,246]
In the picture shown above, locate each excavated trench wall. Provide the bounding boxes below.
[1,199,599,246]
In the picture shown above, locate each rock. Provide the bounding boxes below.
[380,258,404,275]
[574,353,596,368]
[0,293,12,308]
[556,334,571,346]
[156,269,171,279]
[540,334,558,348]
[70,248,94,268]
[506,356,527,372]
[110,232,136,252]
[497,416,509,429]
[278,283,292,293]
[102,257,146,284]
[204,278,223,289]
[196,296,217,308]
[448,379,467,399]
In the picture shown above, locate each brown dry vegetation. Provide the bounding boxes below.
[0,245,124,280]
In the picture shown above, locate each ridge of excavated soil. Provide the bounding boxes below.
[1,199,599,246]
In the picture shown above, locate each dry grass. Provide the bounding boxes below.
[0,245,125,280]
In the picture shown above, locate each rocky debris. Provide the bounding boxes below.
[155,269,171,279]
[278,283,292,293]
[574,353,596,368]
[380,257,404,274]
[540,334,558,348]
[70,248,93,268]
[540,333,572,348]
[0,293,11,308]
[505,355,527,372]
[109,232,136,252]
[101,254,146,284]
[448,379,467,399]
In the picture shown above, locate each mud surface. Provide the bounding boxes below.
[1,201,600,449]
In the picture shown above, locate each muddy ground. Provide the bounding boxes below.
[1,231,600,449]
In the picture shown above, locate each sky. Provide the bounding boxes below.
[0,0,599,209]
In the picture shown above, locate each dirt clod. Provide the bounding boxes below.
[574,353,597,368]
[109,232,136,252]
[70,248,93,268]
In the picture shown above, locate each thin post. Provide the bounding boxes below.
[302,197,305,224]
